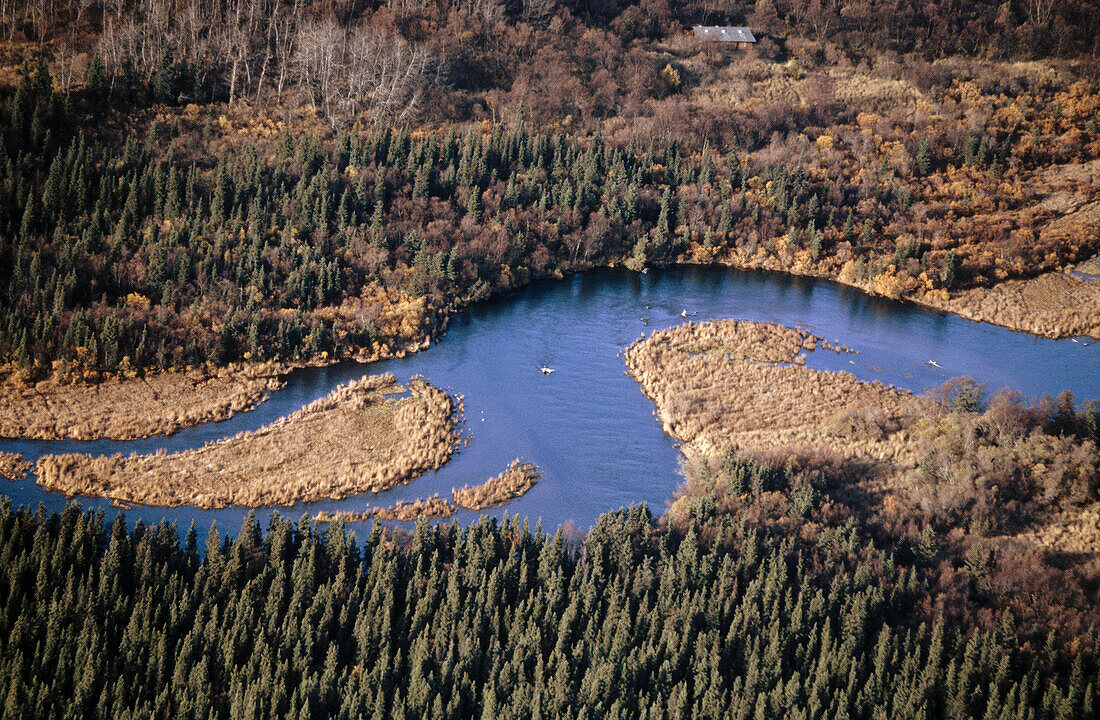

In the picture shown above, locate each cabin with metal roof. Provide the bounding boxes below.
[693,26,756,47]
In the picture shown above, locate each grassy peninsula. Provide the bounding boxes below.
[35,374,462,508]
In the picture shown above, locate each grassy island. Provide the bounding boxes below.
[34,374,462,508]
[0,363,285,440]
[0,452,30,481]
[453,459,542,510]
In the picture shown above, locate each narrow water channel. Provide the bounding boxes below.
[2,266,1097,537]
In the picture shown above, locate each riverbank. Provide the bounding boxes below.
[673,254,1100,341]
[938,270,1100,340]
[34,374,462,509]
[625,320,1100,554]
[1,253,1092,447]
[0,362,286,441]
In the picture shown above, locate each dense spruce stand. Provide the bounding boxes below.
[0,487,1097,720]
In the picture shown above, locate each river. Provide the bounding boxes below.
[2,266,1097,537]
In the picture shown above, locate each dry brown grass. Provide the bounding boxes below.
[0,363,285,440]
[940,271,1100,339]
[453,460,541,510]
[373,495,456,521]
[1017,507,1100,555]
[625,320,1100,554]
[34,374,462,509]
[623,320,918,478]
[310,459,543,521]
[312,510,374,524]
[312,493,458,523]
[1077,257,1100,276]
[692,59,927,115]
[0,452,30,481]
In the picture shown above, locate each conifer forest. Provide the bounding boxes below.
[0,1,1099,718]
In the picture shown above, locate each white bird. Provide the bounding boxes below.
[540,366,554,375]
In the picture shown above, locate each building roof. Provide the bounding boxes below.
[693,26,756,43]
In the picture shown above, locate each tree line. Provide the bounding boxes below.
[0,453,1097,720]
[10,57,1091,379]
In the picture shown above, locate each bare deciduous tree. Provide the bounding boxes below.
[0,0,18,41]
[213,0,277,105]
[454,0,505,24]
[294,19,436,128]
[388,0,433,11]
[272,0,303,101]
[345,25,435,125]
[53,37,84,92]
[1022,0,1057,27]
[520,0,558,27]
[292,18,345,121]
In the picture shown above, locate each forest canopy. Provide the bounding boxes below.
[2,53,1097,379]
[0,0,1097,126]
[0,478,1098,720]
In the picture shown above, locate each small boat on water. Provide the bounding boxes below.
[540,366,555,375]
[926,360,942,368]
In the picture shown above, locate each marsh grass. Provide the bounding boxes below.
[35,374,462,509]
[624,320,915,469]
[313,494,459,523]
[453,460,541,510]
[0,452,30,481]
[626,319,1100,554]
[373,495,456,521]
[0,363,285,440]
[312,510,374,524]
[944,271,1100,339]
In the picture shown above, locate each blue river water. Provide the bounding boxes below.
[1,266,1097,538]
